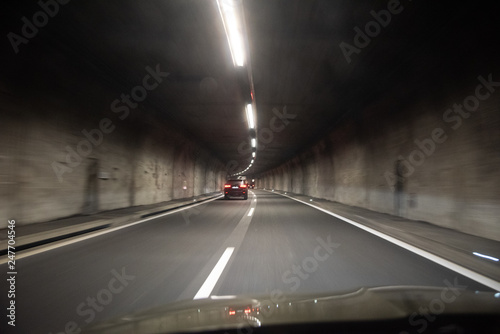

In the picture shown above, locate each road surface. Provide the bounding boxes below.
[1,190,491,333]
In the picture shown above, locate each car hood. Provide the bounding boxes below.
[82,286,500,333]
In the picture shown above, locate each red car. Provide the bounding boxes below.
[224,179,248,200]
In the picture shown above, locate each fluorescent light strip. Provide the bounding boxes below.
[473,252,499,262]
[246,104,254,129]
[216,0,245,67]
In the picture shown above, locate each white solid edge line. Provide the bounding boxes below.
[194,247,235,300]
[247,208,255,216]
[271,191,500,292]
[0,195,224,263]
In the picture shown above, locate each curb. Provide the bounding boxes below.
[263,189,500,285]
[1,193,222,255]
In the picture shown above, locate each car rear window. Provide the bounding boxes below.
[227,180,245,185]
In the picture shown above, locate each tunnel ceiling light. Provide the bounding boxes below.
[251,138,256,148]
[250,159,254,163]
[252,152,256,158]
[216,0,246,67]
[246,104,254,129]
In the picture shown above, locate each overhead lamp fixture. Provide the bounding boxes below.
[216,0,246,67]
[252,152,256,158]
[251,138,256,148]
[250,159,254,164]
[245,104,254,129]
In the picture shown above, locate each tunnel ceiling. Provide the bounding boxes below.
[2,1,498,177]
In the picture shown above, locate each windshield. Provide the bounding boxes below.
[1,1,499,333]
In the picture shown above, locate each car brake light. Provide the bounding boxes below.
[239,184,247,188]
[224,184,231,188]
[229,310,236,316]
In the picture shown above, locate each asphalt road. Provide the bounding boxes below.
[1,190,492,333]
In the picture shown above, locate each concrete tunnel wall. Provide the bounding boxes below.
[0,88,227,229]
[257,74,500,241]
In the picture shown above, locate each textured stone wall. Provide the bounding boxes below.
[0,91,225,227]
[258,73,500,241]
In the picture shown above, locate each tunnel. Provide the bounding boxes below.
[1,1,499,333]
